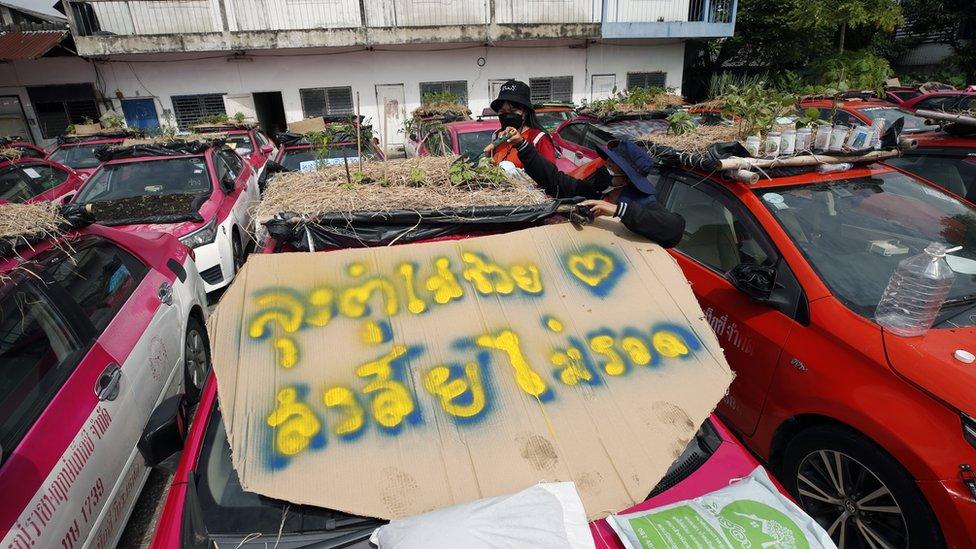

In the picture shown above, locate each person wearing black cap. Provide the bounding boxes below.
[503,129,685,248]
[488,80,558,167]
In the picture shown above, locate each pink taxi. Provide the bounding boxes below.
[145,375,770,548]
[47,132,131,178]
[71,140,260,293]
[0,155,86,204]
[0,220,209,549]
[192,124,277,186]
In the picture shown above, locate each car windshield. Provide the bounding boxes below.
[225,135,254,157]
[857,107,939,133]
[281,145,379,171]
[536,110,572,131]
[75,157,211,203]
[187,403,384,546]
[886,151,976,202]
[48,145,102,169]
[456,129,496,159]
[757,171,976,325]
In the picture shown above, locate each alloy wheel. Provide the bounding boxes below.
[795,449,908,549]
[185,328,209,390]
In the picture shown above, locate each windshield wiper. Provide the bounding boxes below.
[942,294,976,308]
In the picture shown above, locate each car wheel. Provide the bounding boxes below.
[183,316,211,403]
[779,425,944,549]
[232,230,245,273]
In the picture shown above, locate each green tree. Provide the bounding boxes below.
[894,0,976,83]
[791,0,903,53]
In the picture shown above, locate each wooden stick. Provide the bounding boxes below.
[343,154,352,186]
[355,92,363,168]
[916,109,976,127]
[714,149,900,171]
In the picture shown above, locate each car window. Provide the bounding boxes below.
[582,127,610,150]
[915,96,958,111]
[558,123,587,145]
[220,149,244,179]
[19,163,69,191]
[857,106,939,133]
[39,240,148,333]
[0,166,36,202]
[75,157,211,203]
[456,130,496,159]
[0,278,86,461]
[255,132,270,148]
[886,152,976,201]
[283,146,379,172]
[818,109,862,127]
[48,145,102,169]
[666,177,772,273]
[224,135,254,157]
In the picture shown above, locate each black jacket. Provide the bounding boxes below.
[516,141,686,248]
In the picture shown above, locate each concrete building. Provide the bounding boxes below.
[2,0,737,148]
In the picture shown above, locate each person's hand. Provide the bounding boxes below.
[579,199,617,217]
[503,127,524,147]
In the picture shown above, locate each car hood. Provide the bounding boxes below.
[884,326,976,416]
[109,219,203,238]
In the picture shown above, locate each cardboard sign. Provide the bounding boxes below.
[209,221,733,520]
[72,123,103,136]
[287,116,327,134]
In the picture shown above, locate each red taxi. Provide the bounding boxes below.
[70,140,260,293]
[658,159,976,547]
[900,91,975,114]
[47,132,131,178]
[272,130,385,175]
[0,155,85,204]
[0,217,209,549]
[0,136,46,159]
[553,114,668,168]
[798,96,940,134]
[885,130,976,203]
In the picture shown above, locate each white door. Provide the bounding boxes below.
[223,93,256,121]
[375,84,406,151]
[488,79,513,108]
[591,74,616,102]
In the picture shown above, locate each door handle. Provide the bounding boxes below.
[575,151,584,158]
[96,363,122,401]
[158,282,174,306]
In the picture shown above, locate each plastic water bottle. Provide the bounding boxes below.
[875,243,958,336]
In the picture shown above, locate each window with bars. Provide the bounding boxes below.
[419,81,468,105]
[170,94,227,130]
[626,72,668,90]
[529,77,573,103]
[26,84,101,139]
[299,87,354,118]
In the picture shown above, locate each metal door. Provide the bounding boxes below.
[121,98,160,131]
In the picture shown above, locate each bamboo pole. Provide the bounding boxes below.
[916,109,976,128]
[726,169,760,184]
[355,92,363,168]
[714,149,900,171]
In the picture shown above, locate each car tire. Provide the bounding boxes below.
[779,424,945,549]
[183,316,211,403]
[232,230,245,274]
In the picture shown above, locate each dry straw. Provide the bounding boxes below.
[0,148,22,160]
[640,123,793,153]
[257,156,545,219]
[412,102,472,118]
[122,133,226,146]
[0,202,65,241]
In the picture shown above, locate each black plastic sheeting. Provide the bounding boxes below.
[81,193,207,226]
[264,201,564,251]
[96,140,218,162]
[0,204,96,258]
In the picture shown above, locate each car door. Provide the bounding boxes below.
[254,131,277,169]
[555,122,592,166]
[661,173,805,436]
[0,237,156,549]
[21,161,75,202]
[217,148,256,234]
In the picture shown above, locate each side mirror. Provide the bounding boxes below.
[260,144,274,155]
[727,263,777,301]
[61,192,76,204]
[138,394,189,469]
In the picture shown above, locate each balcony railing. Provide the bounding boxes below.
[64,0,735,54]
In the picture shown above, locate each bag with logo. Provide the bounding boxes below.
[607,467,836,549]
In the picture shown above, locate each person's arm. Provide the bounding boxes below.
[533,133,558,165]
[515,139,602,199]
[617,200,686,248]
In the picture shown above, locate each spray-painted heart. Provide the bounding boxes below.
[565,247,623,297]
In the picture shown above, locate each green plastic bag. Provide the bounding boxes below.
[607,467,836,549]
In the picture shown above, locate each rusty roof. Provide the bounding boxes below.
[0,30,66,60]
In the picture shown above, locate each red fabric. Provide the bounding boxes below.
[491,128,556,167]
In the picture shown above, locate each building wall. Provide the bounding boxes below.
[0,41,684,147]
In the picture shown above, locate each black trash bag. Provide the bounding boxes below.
[265,201,562,251]
[880,117,905,149]
[59,203,97,229]
[707,141,752,160]
[96,140,219,162]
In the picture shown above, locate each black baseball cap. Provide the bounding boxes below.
[490,80,533,112]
